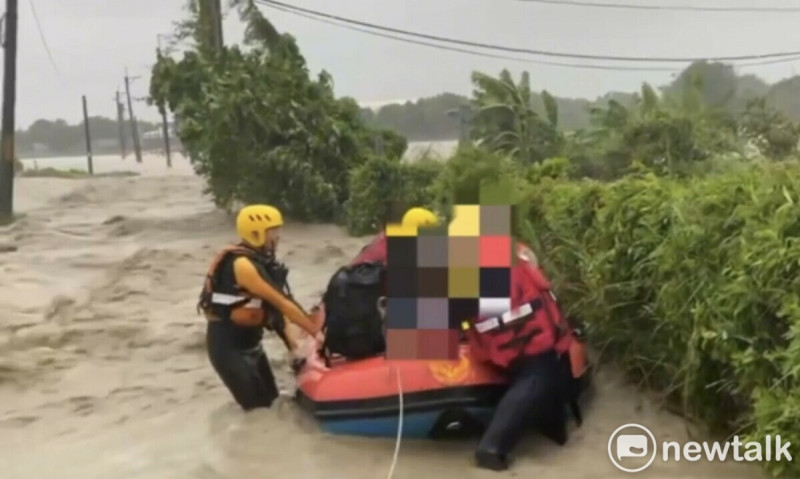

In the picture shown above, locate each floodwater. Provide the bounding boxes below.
[0,154,764,478]
[18,139,459,173]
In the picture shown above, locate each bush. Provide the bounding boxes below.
[432,146,522,212]
[524,162,800,476]
[344,155,442,235]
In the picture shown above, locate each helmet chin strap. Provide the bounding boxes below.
[260,243,277,259]
[238,240,273,257]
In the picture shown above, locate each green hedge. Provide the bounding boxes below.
[344,155,443,235]
[525,162,800,477]
[347,150,800,476]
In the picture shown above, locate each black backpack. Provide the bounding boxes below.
[322,262,386,359]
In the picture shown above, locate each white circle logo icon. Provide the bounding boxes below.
[608,423,657,473]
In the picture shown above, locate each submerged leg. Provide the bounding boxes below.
[475,352,566,471]
[254,348,280,401]
[207,331,278,411]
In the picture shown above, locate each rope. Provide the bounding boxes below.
[386,365,404,479]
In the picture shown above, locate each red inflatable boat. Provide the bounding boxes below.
[294,239,590,439]
[295,306,508,439]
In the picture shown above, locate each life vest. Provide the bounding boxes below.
[463,243,574,370]
[196,244,288,329]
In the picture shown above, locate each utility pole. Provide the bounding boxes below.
[156,39,172,168]
[0,0,18,221]
[160,109,172,168]
[115,90,127,159]
[124,68,142,163]
[209,0,224,51]
[458,105,469,143]
[81,96,93,175]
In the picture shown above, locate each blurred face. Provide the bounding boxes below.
[263,226,282,253]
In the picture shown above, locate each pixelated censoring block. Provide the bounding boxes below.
[386,329,458,360]
[384,187,517,360]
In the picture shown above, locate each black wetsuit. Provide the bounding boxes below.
[204,252,287,411]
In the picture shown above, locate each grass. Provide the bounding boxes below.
[17,168,139,179]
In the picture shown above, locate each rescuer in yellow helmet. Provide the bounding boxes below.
[401,207,439,230]
[350,206,440,265]
[197,204,323,411]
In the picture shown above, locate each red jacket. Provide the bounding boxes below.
[465,242,574,369]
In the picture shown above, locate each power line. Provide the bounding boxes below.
[264,0,800,72]
[264,3,678,71]
[254,0,800,63]
[27,0,60,79]
[258,0,800,71]
[517,0,800,13]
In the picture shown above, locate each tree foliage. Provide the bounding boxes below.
[568,81,743,178]
[149,0,401,218]
[469,70,563,164]
[739,98,800,160]
[358,61,800,144]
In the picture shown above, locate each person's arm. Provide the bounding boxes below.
[282,317,299,351]
[233,257,320,335]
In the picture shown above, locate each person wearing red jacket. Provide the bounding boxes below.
[463,241,584,471]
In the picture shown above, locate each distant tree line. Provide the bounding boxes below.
[17,61,800,157]
[360,61,800,141]
[15,117,162,158]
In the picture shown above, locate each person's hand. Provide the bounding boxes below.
[291,343,306,359]
[376,296,387,318]
[289,341,307,374]
[290,356,306,375]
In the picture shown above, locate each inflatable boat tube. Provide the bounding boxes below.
[295,306,508,439]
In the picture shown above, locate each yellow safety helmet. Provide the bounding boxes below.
[236,204,284,248]
[402,207,439,229]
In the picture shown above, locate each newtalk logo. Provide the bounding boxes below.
[608,423,793,473]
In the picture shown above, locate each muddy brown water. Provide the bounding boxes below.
[0,160,765,478]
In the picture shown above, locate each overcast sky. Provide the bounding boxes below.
[6,0,800,128]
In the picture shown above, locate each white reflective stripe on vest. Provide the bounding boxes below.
[210,292,262,308]
[475,302,534,334]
